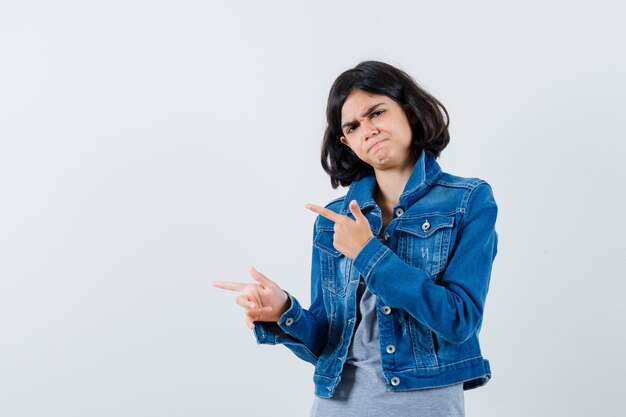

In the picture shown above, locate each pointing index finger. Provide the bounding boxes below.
[305,203,344,223]
[212,281,247,292]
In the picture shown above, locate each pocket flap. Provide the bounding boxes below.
[313,229,342,257]
[395,214,455,238]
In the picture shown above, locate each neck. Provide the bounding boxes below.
[373,156,417,208]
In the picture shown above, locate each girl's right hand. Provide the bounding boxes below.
[212,266,290,329]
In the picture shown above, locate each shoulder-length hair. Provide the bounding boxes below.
[321,60,450,189]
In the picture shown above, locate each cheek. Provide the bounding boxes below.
[405,127,414,145]
[346,141,364,154]
[347,143,367,160]
[397,120,413,144]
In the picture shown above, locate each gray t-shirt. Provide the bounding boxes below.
[310,236,465,417]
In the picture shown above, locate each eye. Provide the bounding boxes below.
[346,124,358,134]
[371,110,384,118]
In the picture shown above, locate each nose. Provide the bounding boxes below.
[360,119,379,141]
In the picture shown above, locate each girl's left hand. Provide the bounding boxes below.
[305,199,373,259]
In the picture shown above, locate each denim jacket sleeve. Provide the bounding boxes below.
[252,224,329,365]
[352,181,498,345]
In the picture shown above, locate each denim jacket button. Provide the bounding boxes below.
[390,377,401,386]
[384,232,390,241]
[382,306,391,315]
[285,318,294,326]
[386,344,396,354]
[422,220,431,232]
[394,208,404,217]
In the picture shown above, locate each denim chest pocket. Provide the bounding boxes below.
[395,214,456,277]
[313,229,358,296]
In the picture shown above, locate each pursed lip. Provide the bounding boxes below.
[368,138,388,151]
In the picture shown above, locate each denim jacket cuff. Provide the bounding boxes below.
[253,321,281,344]
[276,292,308,334]
[353,236,391,282]
[253,292,303,344]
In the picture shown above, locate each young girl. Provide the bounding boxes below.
[213,61,499,416]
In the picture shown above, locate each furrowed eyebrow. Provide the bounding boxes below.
[341,103,386,130]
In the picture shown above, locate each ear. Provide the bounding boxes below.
[340,136,349,145]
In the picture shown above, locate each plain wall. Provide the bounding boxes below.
[1,0,625,416]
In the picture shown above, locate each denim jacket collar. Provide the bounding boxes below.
[340,148,443,216]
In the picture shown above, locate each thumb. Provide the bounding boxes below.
[349,200,367,223]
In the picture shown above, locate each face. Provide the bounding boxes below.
[339,89,416,171]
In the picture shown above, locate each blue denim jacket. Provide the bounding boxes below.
[254,148,499,398]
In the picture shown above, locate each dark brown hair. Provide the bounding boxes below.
[321,61,450,188]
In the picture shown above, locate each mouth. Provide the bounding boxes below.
[369,139,387,151]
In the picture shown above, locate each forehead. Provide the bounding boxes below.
[340,90,393,121]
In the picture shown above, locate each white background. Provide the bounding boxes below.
[1,1,625,416]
